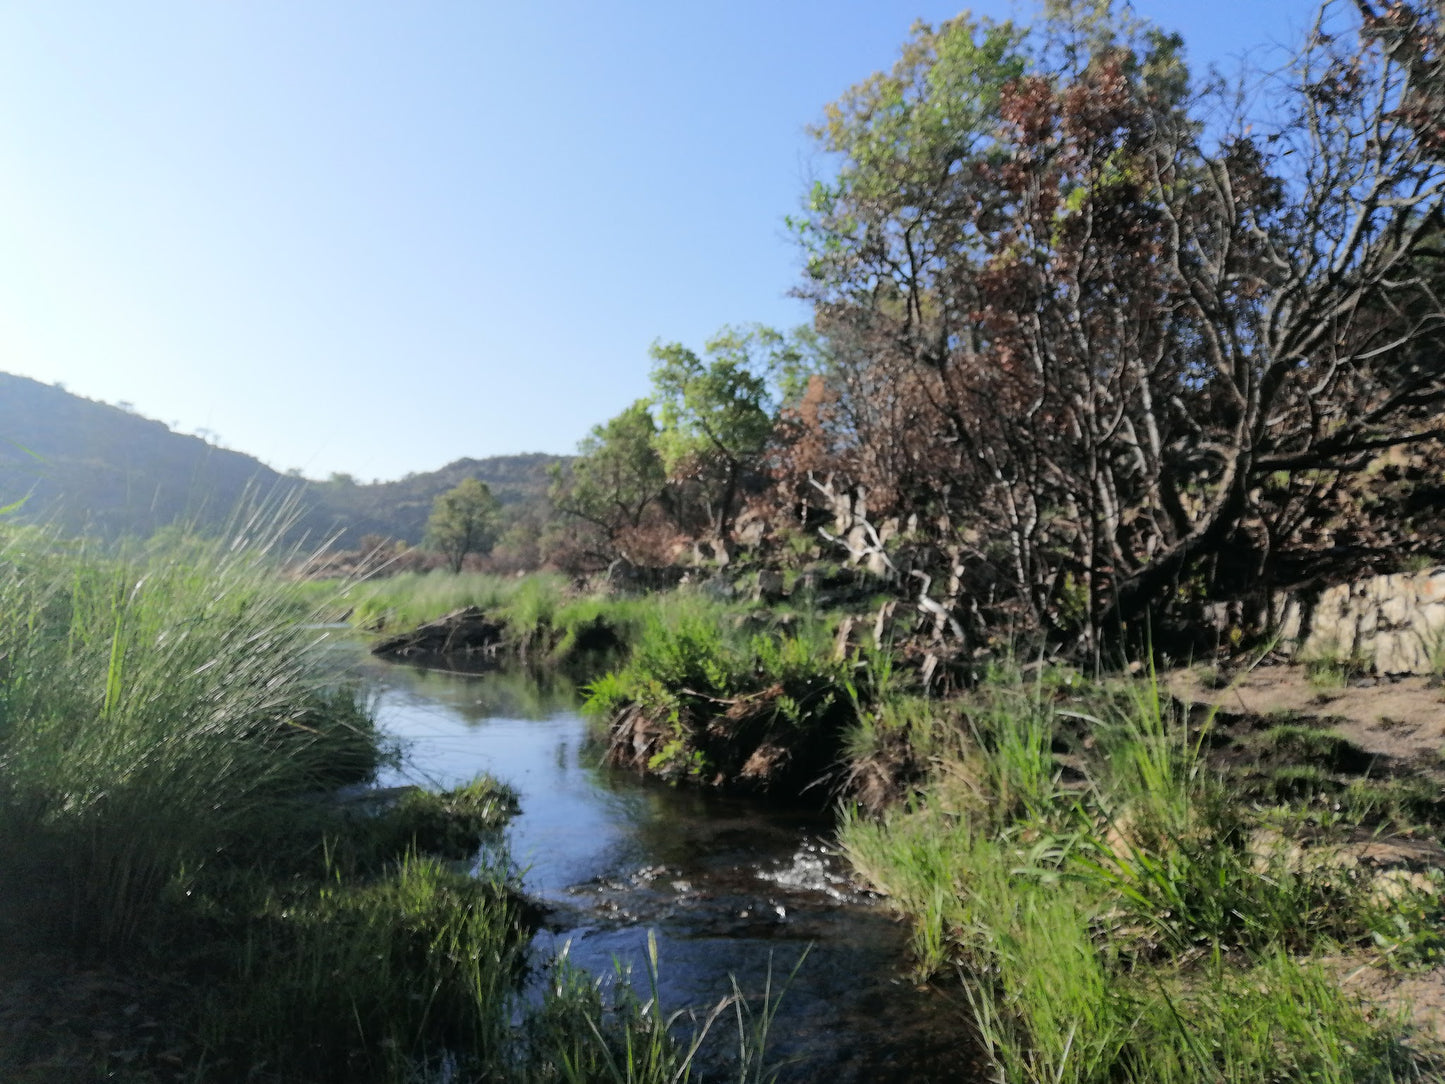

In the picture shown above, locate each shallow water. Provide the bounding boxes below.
[363,658,980,1082]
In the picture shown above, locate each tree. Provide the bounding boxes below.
[792,3,1445,649]
[550,400,670,564]
[649,325,806,560]
[425,478,499,574]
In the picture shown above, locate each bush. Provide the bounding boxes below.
[586,602,847,790]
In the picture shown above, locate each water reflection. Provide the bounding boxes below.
[363,658,980,1082]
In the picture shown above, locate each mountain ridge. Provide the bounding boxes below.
[0,372,564,545]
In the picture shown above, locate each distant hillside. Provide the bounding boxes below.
[0,372,565,546]
[307,454,563,545]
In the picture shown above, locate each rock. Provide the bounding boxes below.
[754,570,786,603]
[370,606,507,659]
[1276,596,1303,644]
[1376,632,1430,677]
[1283,567,1445,675]
[605,559,687,593]
[872,600,900,650]
[700,575,736,601]
[733,508,768,549]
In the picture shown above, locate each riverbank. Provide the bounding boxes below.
[840,664,1445,1081]
[594,608,1445,1075]
[316,568,1445,1079]
[0,538,775,1083]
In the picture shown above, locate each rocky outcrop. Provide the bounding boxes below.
[370,606,507,659]
[753,569,786,603]
[603,559,688,593]
[1276,568,1445,674]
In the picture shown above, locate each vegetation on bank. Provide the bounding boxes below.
[586,603,847,790]
[838,668,1445,1081]
[315,548,1445,1081]
[0,528,780,1083]
[15,1,1441,1079]
[327,566,864,673]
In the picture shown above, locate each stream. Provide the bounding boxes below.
[363,658,979,1082]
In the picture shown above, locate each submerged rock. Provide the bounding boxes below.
[370,606,507,659]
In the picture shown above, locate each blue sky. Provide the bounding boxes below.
[0,1,1321,482]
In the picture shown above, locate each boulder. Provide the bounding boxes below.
[754,569,786,603]
[1278,566,1445,674]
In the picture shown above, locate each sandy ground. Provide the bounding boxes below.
[1170,663,1445,767]
[1172,662,1445,1051]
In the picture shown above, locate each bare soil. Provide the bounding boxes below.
[1171,664,1445,768]
[1172,662,1445,1048]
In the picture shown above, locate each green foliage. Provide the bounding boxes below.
[649,328,780,470]
[839,666,1438,1082]
[521,930,789,1084]
[1305,652,1370,690]
[202,855,524,1083]
[504,572,568,645]
[551,400,668,556]
[425,477,501,573]
[795,12,1026,288]
[585,600,845,786]
[342,570,683,674]
[353,776,520,864]
[588,603,836,719]
[1337,776,1445,833]
[647,325,813,549]
[345,568,536,630]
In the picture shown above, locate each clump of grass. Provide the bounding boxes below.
[1339,776,1445,832]
[1259,723,1373,773]
[840,691,956,810]
[1305,653,1370,690]
[585,601,845,789]
[321,775,522,871]
[520,930,789,1084]
[342,569,744,674]
[500,572,568,648]
[840,665,1438,1082]
[0,526,391,952]
[1269,763,1341,802]
[341,569,554,635]
[200,854,525,1083]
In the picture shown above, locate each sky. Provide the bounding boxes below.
[0,1,1324,483]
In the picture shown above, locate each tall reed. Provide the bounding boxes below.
[0,522,383,951]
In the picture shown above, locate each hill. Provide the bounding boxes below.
[307,454,563,545]
[0,373,564,546]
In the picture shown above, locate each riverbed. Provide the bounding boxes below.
[363,658,978,1082]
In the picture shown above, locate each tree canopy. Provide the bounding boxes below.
[785,0,1445,649]
[549,400,669,564]
[528,2,1445,659]
[425,478,500,574]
